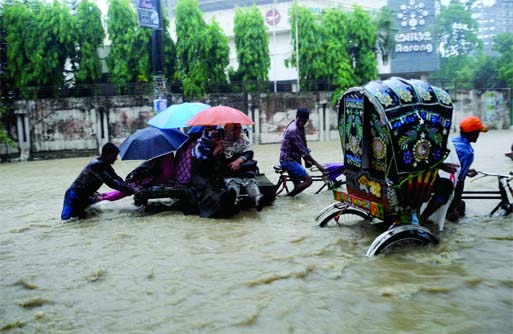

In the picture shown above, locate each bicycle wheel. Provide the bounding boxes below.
[319,208,370,227]
[366,225,438,256]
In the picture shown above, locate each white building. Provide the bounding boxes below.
[167,0,387,89]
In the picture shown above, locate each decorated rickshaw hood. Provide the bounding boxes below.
[339,77,453,178]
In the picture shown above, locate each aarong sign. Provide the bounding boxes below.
[390,0,438,73]
[395,31,433,53]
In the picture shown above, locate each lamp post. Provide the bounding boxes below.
[137,0,166,112]
[294,0,300,92]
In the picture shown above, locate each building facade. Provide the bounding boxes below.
[167,0,387,90]
[472,0,513,54]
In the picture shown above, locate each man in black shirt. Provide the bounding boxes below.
[61,143,137,220]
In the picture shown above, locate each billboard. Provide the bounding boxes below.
[389,0,438,73]
[137,0,161,29]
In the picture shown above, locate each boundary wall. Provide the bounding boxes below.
[1,89,510,161]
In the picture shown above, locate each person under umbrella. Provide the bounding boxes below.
[220,123,263,211]
[189,126,237,218]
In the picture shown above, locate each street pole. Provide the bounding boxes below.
[273,0,277,93]
[294,1,300,92]
[152,0,166,112]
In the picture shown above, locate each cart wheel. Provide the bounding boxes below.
[319,208,370,228]
[366,225,438,256]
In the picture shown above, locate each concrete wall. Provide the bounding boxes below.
[447,88,511,131]
[1,89,510,161]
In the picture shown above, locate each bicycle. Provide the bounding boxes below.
[462,171,513,217]
[274,163,345,195]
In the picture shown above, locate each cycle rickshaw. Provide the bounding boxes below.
[316,77,454,256]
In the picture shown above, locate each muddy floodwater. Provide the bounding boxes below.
[1,130,512,333]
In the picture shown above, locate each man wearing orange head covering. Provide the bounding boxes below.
[447,116,488,221]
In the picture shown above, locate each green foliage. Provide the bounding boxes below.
[429,50,501,89]
[373,7,395,65]
[106,0,151,84]
[287,2,323,90]
[233,6,270,91]
[206,18,229,86]
[75,0,105,84]
[493,33,513,88]
[437,0,481,57]
[175,0,208,98]
[321,8,354,98]
[162,16,176,82]
[348,6,378,85]
[287,3,378,96]
[2,0,76,92]
[0,104,15,147]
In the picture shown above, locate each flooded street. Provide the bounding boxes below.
[1,130,512,333]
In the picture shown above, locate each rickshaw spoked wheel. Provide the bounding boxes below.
[319,207,371,228]
[366,224,438,256]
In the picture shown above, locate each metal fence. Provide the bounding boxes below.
[2,79,511,101]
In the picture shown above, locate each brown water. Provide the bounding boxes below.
[1,130,512,333]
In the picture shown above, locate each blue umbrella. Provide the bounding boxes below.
[148,102,210,129]
[119,127,188,160]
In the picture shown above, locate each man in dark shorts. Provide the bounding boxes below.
[61,143,138,221]
[279,107,326,197]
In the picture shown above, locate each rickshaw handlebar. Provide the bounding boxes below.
[474,170,513,180]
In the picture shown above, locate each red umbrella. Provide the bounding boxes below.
[187,105,254,126]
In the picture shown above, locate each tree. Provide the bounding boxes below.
[1,0,35,89]
[348,6,378,85]
[34,1,77,87]
[205,18,229,88]
[493,33,513,88]
[373,7,395,66]
[430,1,482,88]
[320,8,354,97]
[2,0,76,92]
[287,2,323,90]
[0,104,15,147]
[437,0,480,58]
[106,0,151,84]
[175,0,208,98]
[75,0,105,84]
[162,16,176,83]
[233,5,270,91]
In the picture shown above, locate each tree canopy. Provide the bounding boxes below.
[493,33,513,88]
[348,6,378,85]
[1,0,76,92]
[205,18,230,87]
[162,16,176,83]
[233,6,270,91]
[287,3,379,97]
[75,0,105,84]
[437,0,481,57]
[287,2,323,90]
[175,0,209,98]
[106,0,151,84]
